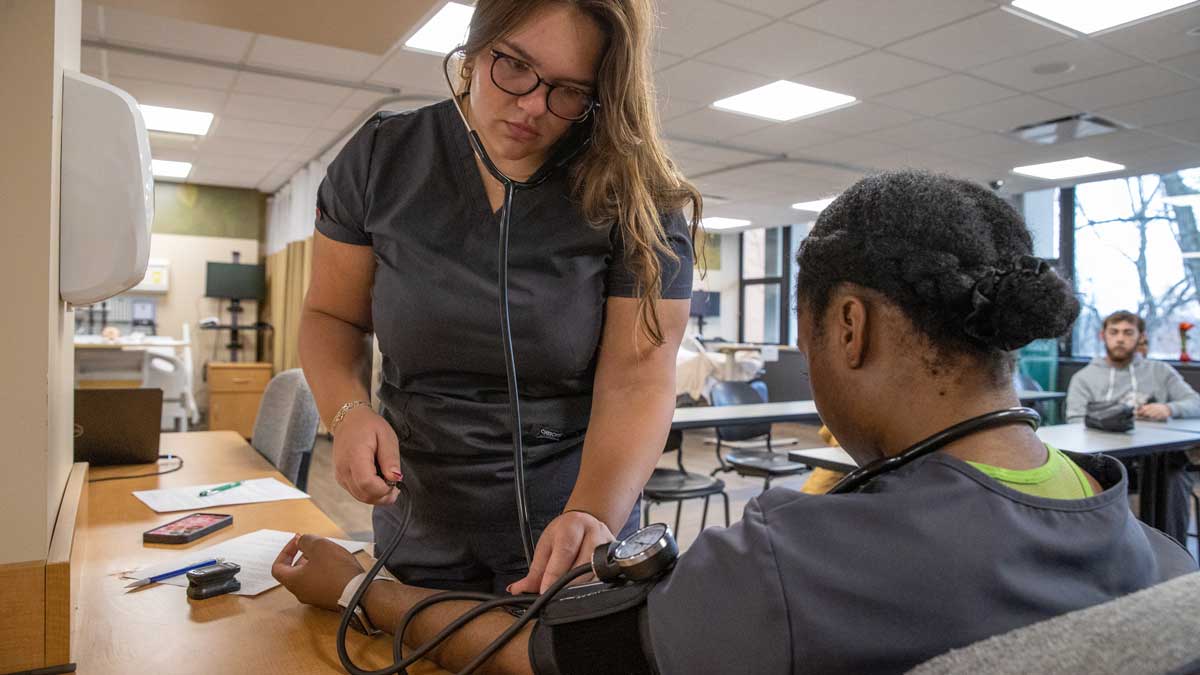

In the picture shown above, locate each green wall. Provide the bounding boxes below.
[152,182,265,240]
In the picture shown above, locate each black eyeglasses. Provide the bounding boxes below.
[489,49,597,122]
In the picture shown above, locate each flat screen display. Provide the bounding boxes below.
[205,262,265,300]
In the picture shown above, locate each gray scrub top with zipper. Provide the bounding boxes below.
[314,99,692,523]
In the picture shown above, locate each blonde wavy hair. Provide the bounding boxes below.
[460,0,703,345]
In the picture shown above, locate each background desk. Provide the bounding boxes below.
[78,431,447,675]
[787,422,1200,534]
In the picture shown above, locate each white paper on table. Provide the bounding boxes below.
[132,477,310,513]
[125,529,368,596]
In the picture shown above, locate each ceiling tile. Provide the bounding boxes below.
[888,9,1069,71]
[657,94,707,121]
[717,0,824,18]
[189,167,267,190]
[969,39,1140,92]
[727,119,841,153]
[109,75,229,113]
[940,94,1076,133]
[233,72,352,105]
[320,107,368,132]
[1040,65,1198,112]
[223,92,335,127]
[1099,88,1200,128]
[98,5,254,62]
[191,152,281,173]
[248,34,382,82]
[655,0,771,57]
[1096,4,1200,62]
[208,118,312,145]
[105,50,237,92]
[1149,118,1200,143]
[788,0,994,48]
[653,49,686,72]
[665,139,765,165]
[148,131,201,154]
[366,48,452,93]
[666,108,774,141]
[656,60,771,105]
[800,137,903,162]
[1117,142,1200,173]
[697,23,869,79]
[797,50,948,98]
[862,148,971,174]
[927,133,1031,161]
[200,136,298,160]
[858,118,979,148]
[876,74,1018,115]
[804,101,919,135]
[1162,50,1200,79]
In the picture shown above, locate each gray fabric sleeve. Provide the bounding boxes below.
[1065,371,1093,422]
[607,209,694,299]
[645,497,791,674]
[1160,364,1200,418]
[314,115,383,246]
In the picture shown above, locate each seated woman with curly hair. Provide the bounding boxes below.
[274,170,1194,675]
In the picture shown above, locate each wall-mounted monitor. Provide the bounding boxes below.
[205,262,265,300]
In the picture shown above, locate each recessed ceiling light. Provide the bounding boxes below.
[139,105,213,136]
[702,217,752,231]
[712,80,856,122]
[1009,0,1195,34]
[405,1,474,56]
[792,197,837,212]
[1011,156,1125,180]
[151,159,192,180]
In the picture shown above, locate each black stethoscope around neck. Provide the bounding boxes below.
[827,407,1043,494]
[441,46,594,565]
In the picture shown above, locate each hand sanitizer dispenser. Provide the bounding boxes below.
[60,70,154,306]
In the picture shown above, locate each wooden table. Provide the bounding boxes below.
[77,431,446,675]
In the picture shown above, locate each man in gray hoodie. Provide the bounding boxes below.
[1067,309,1200,543]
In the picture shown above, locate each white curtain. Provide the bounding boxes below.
[265,157,333,256]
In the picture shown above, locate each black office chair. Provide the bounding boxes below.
[643,429,730,536]
[709,380,809,492]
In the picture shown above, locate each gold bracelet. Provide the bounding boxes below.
[330,400,370,436]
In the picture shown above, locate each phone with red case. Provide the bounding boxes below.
[143,513,233,544]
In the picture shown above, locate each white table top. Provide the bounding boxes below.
[787,421,1200,469]
[671,400,820,430]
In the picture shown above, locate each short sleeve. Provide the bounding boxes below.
[607,209,694,299]
[314,114,383,246]
[646,498,791,674]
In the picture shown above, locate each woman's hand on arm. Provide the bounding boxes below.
[510,296,691,594]
[272,535,534,674]
[301,232,401,506]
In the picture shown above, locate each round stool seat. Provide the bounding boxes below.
[644,468,726,500]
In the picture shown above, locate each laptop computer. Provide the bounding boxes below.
[74,388,162,465]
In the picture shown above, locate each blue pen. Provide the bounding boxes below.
[124,557,223,589]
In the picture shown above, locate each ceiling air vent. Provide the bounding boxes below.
[1010,114,1123,145]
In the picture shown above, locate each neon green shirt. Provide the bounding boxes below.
[967,445,1095,499]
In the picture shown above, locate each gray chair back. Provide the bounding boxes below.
[907,572,1200,675]
[711,380,771,441]
[251,369,319,492]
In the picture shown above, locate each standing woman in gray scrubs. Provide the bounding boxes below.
[299,0,701,595]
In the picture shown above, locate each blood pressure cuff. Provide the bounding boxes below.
[529,580,660,675]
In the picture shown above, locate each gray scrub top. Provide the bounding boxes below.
[646,451,1195,675]
[314,99,692,469]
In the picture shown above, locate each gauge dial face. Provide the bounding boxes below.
[614,523,667,560]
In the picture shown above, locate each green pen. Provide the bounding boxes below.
[198,481,243,497]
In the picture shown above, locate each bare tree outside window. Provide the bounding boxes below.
[1072,168,1200,358]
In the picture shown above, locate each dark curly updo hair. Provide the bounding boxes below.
[796,170,1079,366]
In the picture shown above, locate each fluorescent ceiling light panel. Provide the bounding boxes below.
[139,105,213,136]
[712,80,856,122]
[405,1,474,55]
[1011,157,1124,180]
[1009,0,1195,34]
[702,217,752,231]
[792,197,837,212]
[152,160,192,179]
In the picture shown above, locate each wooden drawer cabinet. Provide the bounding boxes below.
[207,362,272,438]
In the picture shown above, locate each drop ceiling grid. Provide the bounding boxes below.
[75,0,1200,227]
